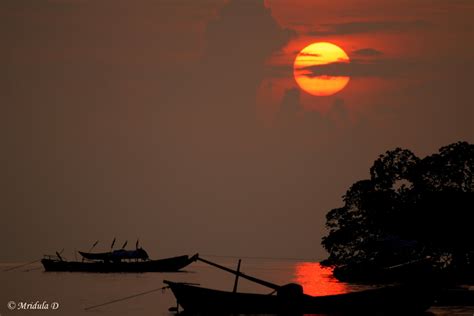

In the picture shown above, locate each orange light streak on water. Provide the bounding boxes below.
[294,262,349,296]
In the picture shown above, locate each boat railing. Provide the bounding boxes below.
[43,254,63,261]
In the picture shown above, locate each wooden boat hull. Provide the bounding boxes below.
[164,280,434,315]
[41,254,196,273]
[434,287,474,306]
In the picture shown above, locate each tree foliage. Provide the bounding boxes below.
[322,141,474,272]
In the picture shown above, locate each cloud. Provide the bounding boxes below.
[204,1,295,64]
[277,88,301,119]
[329,98,348,123]
[352,48,383,57]
[275,88,347,137]
[297,52,322,57]
[276,88,327,134]
[266,57,414,79]
[310,20,428,36]
[295,58,416,78]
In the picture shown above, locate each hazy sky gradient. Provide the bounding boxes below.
[2,0,473,261]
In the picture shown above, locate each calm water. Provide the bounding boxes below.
[1,257,473,316]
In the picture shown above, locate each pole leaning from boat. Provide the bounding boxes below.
[196,256,281,291]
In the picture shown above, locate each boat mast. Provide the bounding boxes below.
[232,259,241,293]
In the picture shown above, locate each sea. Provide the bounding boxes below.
[1,257,473,316]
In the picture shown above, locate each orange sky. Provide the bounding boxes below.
[1,0,473,261]
[257,0,474,123]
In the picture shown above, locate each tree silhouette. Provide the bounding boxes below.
[322,141,474,282]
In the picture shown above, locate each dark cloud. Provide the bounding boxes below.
[329,98,348,123]
[276,88,301,124]
[205,1,295,64]
[274,90,352,150]
[193,0,295,128]
[266,54,417,79]
[352,48,383,57]
[296,58,416,78]
[310,20,428,36]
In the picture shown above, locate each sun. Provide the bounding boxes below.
[293,42,350,96]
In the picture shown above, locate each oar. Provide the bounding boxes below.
[84,286,168,311]
[3,259,41,272]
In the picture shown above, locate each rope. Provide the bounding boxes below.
[23,267,43,272]
[84,286,168,311]
[3,259,41,272]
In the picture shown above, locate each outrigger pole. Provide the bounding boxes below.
[196,256,281,291]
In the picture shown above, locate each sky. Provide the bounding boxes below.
[1,0,473,261]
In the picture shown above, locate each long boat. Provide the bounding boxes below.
[164,280,434,315]
[41,253,198,273]
[164,256,435,315]
[434,287,474,306]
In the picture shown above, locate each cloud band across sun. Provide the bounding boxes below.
[293,42,350,96]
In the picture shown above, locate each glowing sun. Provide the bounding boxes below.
[293,42,350,96]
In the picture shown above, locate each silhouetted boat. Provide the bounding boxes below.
[164,280,434,315]
[434,287,474,306]
[41,253,198,273]
[164,256,434,315]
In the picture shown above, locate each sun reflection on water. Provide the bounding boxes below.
[293,262,349,296]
